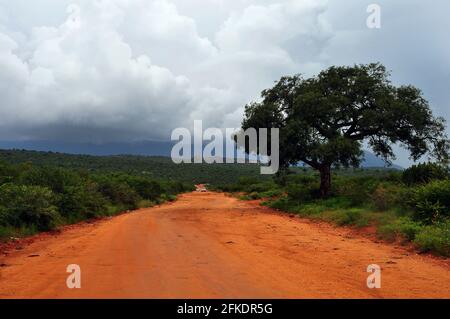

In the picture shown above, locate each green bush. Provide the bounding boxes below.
[0,224,38,240]
[19,166,82,193]
[414,222,450,256]
[238,176,260,186]
[333,176,380,205]
[0,160,193,240]
[0,184,60,231]
[123,176,163,200]
[286,183,312,202]
[155,194,174,204]
[370,183,405,211]
[0,206,9,226]
[377,217,422,241]
[402,162,449,186]
[408,180,450,223]
[259,189,283,198]
[58,184,108,221]
[137,199,156,209]
[0,161,20,185]
[267,196,296,212]
[96,179,140,210]
[327,208,368,227]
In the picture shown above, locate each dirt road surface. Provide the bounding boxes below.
[0,192,449,298]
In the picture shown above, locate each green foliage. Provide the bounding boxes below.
[0,156,194,240]
[0,225,38,241]
[377,217,422,242]
[370,183,405,211]
[259,189,283,199]
[325,209,369,227]
[408,180,450,223]
[95,177,140,210]
[0,149,268,185]
[58,184,108,221]
[332,175,380,205]
[240,63,449,196]
[119,175,163,200]
[286,183,312,202]
[226,166,450,256]
[267,197,295,211]
[414,222,450,256]
[402,162,449,185]
[0,184,60,231]
[19,166,82,193]
[137,200,156,209]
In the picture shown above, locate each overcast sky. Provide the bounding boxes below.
[0,0,449,166]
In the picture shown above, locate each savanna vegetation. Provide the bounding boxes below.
[0,159,194,240]
[212,163,450,256]
[0,149,265,185]
[226,63,450,257]
[240,63,449,197]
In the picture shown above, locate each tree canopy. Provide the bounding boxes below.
[241,63,449,196]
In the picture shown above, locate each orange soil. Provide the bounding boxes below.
[0,191,449,299]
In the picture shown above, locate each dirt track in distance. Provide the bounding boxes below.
[0,191,449,299]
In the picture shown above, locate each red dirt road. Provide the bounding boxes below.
[0,192,449,299]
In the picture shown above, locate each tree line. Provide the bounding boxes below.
[0,161,194,239]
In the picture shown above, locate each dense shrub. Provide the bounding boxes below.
[19,166,82,193]
[58,184,108,221]
[327,208,368,227]
[0,160,195,240]
[332,176,380,205]
[402,162,448,186]
[212,167,450,257]
[408,180,450,223]
[122,176,163,200]
[164,180,194,195]
[0,184,60,231]
[0,161,20,184]
[370,183,405,211]
[259,189,283,198]
[267,196,295,211]
[238,176,260,186]
[414,222,450,256]
[97,179,140,210]
[0,206,9,226]
[286,183,312,202]
[377,217,422,241]
[284,174,319,202]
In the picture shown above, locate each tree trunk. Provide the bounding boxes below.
[319,165,331,198]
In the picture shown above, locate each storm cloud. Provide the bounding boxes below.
[0,0,449,166]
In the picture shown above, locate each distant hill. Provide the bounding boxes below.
[0,148,402,185]
[0,140,403,169]
[0,148,265,185]
[361,151,403,170]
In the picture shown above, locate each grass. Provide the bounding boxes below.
[137,199,156,209]
[266,197,372,227]
[0,225,39,242]
[414,222,450,257]
[258,193,450,257]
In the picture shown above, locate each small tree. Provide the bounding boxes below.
[240,63,449,197]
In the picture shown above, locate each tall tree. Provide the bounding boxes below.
[240,63,449,197]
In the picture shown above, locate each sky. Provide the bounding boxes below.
[0,0,449,167]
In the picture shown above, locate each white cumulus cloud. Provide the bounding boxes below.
[0,0,332,142]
